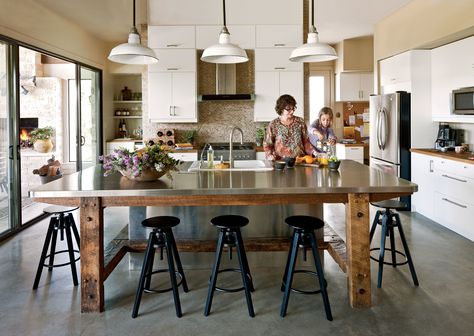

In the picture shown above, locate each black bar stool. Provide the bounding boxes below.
[33,206,80,289]
[370,200,419,288]
[132,216,188,318]
[204,215,254,317]
[280,215,332,321]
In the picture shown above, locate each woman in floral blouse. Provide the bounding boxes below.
[264,94,314,160]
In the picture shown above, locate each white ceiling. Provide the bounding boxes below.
[35,0,413,45]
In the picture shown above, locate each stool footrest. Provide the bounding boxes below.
[213,268,253,293]
[143,269,184,294]
[281,270,327,295]
[43,249,80,268]
[370,247,408,266]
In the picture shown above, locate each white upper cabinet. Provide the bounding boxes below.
[255,49,302,72]
[379,52,411,90]
[148,49,196,72]
[335,72,373,102]
[255,25,302,48]
[149,0,302,25]
[148,26,195,48]
[431,36,474,122]
[195,25,255,49]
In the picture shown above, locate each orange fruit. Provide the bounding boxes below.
[304,155,314,164]
[295,156,305,164]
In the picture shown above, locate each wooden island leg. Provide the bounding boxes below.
[345,193,371,308]
[80,197,104,313]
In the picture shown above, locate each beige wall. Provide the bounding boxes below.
[0,0,109,68]
[374,0,474,61]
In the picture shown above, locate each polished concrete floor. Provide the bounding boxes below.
[1,204,473,336]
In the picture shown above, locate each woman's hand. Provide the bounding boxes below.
[328,138,336,145]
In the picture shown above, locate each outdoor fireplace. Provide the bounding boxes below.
[19,118,38,148]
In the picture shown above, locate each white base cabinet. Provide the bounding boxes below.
[169,152,197,162]
[335,144,364,164]
[411,152,474,241]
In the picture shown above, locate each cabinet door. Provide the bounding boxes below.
[195,25,255,49]
[411,152,435,218]
[359,73,374,100]
[255,25,302,48]
[279,71,304,119]
[255,49,302,72]
[336,73,360,102]
[172,72,197,122]
[148,49,196,72]
[379,52,410,86]
[254,72,279,122]
[148,26,195,48]
[148,73,173,121]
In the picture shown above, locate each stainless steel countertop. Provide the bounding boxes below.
[29,160,417,198]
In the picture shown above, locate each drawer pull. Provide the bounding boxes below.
[442,198,467,209]
[441,174,467,183]
[274,67,286,70]
[274,43,285,47]
[167,67,179,71]
[166,44,180,47]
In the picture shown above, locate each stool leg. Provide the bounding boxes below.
[309,231,333,321]
[167,229,189,293]
[48,217,59,271]
[33,219,55,289]
[204,230,225,316]
[64,220,79,287]
[235,229,255,317]
[370,210,382,242]
[281,231,296,292]
[388,214,397,268]
[164,229,182,318]
[377,213,389,288]
[234,230,254,292]
[144,237,156,291]
[394,213,419,286]
[132,231,156,318]
[68,213,81,247]
[280,230,300,317]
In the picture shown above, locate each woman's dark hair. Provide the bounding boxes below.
[275,94,297,116]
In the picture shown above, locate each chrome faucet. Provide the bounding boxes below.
[200,143,209,169]
[229,127,244,168]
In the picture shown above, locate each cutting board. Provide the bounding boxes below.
[296,162,321,168]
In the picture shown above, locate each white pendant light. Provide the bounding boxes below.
[290,0,337,63]
[201,0,248,64]
[108,0,158,65]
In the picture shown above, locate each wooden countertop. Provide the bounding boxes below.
[411,148,474,165]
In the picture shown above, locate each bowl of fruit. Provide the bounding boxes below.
[328,156,341,171]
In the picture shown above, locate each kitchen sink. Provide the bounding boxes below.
[188,160,273,172]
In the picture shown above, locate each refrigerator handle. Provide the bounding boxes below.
[381,108,388,150]
[376,108,382,149]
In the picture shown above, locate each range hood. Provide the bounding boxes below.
[198,64,254,101]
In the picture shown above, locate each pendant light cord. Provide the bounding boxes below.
[133,0,136,28]
[311,0,318,34]
[222,0,226,27]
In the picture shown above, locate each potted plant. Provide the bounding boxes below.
[328,155,341,171]
[184,129,198,146]
[256,127,265,146]
[30,126,54,153]
[99,143,181,182]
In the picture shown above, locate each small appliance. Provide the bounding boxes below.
[434,124,464,151]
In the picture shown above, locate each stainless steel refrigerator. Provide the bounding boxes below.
[370,91,411,209]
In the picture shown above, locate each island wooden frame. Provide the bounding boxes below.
[34,190,410,313]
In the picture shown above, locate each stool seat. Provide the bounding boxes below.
[285,215,324,231]
[43,205,79,214]
[142,216,180,229]
[210,215,249,229]
[371,200,407,210]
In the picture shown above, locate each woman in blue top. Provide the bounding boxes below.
[308,107,337,153]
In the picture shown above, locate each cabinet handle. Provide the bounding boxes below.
[274,67,286,70]
[349,147,360,150]
[167,68,179,71]
[442,198,467,209]
[173,106,177,116]
[441,174,467,183]
[274,43,285,47]
[169,106,173,116]
[166,44,180,47]
[429,160,433,173]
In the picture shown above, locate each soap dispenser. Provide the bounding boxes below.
[207,145,214,168]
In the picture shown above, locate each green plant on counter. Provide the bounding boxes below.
[30,126,54,143]
[328,155,339,162]
[256,127,265,146]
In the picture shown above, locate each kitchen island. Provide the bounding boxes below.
[29,160,417,313]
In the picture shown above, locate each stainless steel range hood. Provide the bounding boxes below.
[198,64,254,101]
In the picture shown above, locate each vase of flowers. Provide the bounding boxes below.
[99,143,181,181]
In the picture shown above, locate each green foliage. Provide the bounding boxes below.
[328,155,339,162]
[256,127,265,139]
[30,126,54,142]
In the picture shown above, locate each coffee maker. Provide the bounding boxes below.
[435,124,464,151]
